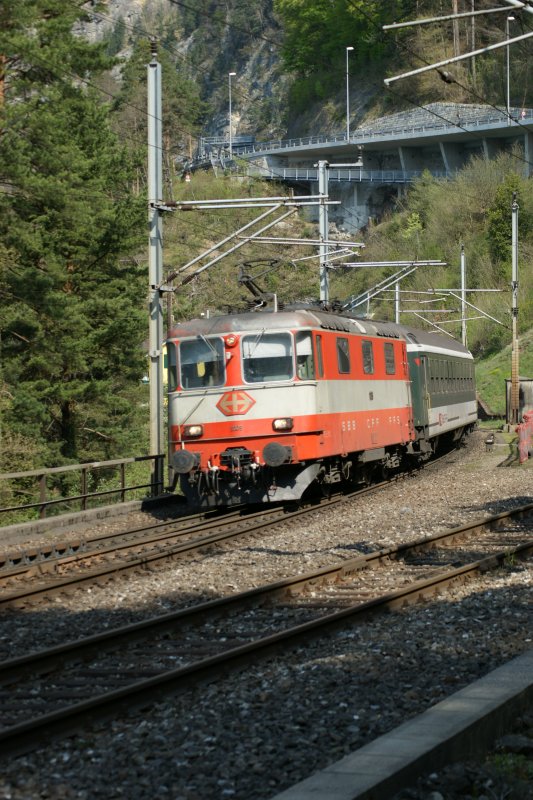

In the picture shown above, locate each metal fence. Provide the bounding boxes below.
[0,454,165,521]
[236,108,533,156]
[246,165,450,184]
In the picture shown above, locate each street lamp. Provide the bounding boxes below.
[506,15,515,125]
[228,71,236,157]
[346,46,354,140]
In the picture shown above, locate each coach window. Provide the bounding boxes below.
[384,342,396,375]
[337,337,351,374]
[362,340,374,375]
[315,335,324,377]
[166,342,178,392]
[243,332,293,383]
[295,331,316,380]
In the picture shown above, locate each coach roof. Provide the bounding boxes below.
[168,309,472,358]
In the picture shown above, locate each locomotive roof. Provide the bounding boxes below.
[168,309,472,357]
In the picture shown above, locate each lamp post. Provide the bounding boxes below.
[346,47,354,140]
[506,15,515,125]
[228,71,236,157]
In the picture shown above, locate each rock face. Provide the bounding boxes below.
[76,0,147,44]
[76,0,288,140]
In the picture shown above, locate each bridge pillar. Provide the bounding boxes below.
[307,181,395,233]
[439,141,462,174]
[524,130,533,177]
[398,146,424,171]
[482,138,501,161]
[341,183,374,230]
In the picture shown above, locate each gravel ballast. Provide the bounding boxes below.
[0,431,532,800]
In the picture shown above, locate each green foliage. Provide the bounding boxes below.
[106,16,126,57]
[274,0,412,103]
[114,38,205,150]
[361,150,533,363]
[487,174,532,268]
[475,328,533,415]
[488,752,533,782]
[0,0,148,468]
[164,171,326,320]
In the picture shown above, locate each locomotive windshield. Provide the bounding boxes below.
[180,336,225,389]
[242,332,294,383]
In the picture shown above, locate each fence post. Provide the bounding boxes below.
[517,423,529,464]
[39,474,47,518]
[523,411,533,460]
[81,467,88,510]
[120,462,126,503]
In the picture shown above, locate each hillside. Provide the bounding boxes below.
[80,0,533,141]
[476,328,533,416]
[2,0,533,474]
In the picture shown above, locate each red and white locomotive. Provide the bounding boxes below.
[166,307,477,507]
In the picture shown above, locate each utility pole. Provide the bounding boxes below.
[0,54,5,106]
[318,160,329,303]
[460,244,467,347]
[471,0,476,84]
[452,0,460,57]
[228,71,236,159]
[147,40,164,494]
[346,46,354,140]
[510,192,520,424]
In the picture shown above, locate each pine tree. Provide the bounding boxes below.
[0,0,147,467]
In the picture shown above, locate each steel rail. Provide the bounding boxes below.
[0,447,463,608]
[0,504,531,759]
[0,505,249,576]
[0,480,394,609]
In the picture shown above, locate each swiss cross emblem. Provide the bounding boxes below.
[216,391,255,416]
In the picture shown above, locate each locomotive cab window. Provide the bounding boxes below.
[180,336,225,389]
[336,337,351,374]
[166,342,179,392]
[362,340,374,375]
[384,342,396,375]
[295,331,316,380]
[242,332,293,383]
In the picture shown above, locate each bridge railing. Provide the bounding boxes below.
[246,165,450,184]
[238,108,533,156]
[0,454,165,525]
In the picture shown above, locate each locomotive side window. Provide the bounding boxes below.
[295,332,316,379]
[166,342,179,392]
[242,332,293,383]
[362,340,374,374]
[180,336,225,389]
[336,337,350,374]
[316,335,324,378]
[384,342,396,375]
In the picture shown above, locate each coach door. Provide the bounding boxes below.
[407,351,430,431]
[421,355,431,428]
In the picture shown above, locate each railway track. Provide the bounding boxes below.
[0,449,460,610]
[1,501,531,760]
[0,476,405,609]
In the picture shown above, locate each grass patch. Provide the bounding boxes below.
[476,327,533,416]
[487,752,533,782]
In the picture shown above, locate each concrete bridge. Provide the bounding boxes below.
[232,103,533,232]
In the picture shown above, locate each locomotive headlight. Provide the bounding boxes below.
[182,424,203,439]
[272,417,294,431]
